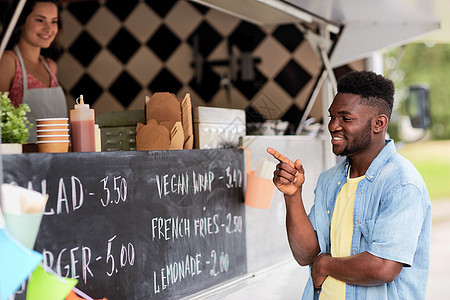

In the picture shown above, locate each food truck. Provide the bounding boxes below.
[0,0,445,299]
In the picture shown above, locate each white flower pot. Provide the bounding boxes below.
[1,143,23,154]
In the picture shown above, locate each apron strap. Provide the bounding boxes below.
[39,56,59,86]
[13,45,28,90]
[13,46,59,89]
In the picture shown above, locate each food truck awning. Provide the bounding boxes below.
[1,0,445,67]
[191,0,443,67]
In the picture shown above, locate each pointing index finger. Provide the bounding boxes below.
[267,147,294,168]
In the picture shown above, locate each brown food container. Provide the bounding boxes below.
[136,92,193,151]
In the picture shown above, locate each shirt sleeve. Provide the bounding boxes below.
[308,204,316,230]
[368,183,426,266]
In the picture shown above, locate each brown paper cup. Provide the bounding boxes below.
[37,140,69,153]
[37,135,70,142]
[36,124,69,130]
[36,118,69,125]
[36,129,69,135]
[244,171,275,209]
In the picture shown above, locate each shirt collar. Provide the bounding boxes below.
[341,139,396,182]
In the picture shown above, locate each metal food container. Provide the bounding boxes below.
[193,106,246,149]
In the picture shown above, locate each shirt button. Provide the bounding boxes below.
[356,220,360,225]
[353,250,357,255]
[337,181,341,185]
[370,176,373,179]
[327,210,330,215]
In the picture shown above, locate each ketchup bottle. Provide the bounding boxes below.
[70,95,96,152]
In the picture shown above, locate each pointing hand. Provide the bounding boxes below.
[267,147,305,196]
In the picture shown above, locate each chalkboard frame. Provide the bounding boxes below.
[3,149,246,299]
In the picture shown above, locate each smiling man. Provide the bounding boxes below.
[268,71,431,300]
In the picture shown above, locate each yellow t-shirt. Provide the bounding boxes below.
[319,173,365,300]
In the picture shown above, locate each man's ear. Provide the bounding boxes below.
[373,114,388,134]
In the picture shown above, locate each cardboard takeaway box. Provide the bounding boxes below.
[136,92,193,150]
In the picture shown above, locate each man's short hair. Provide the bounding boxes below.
[337,71,394,119]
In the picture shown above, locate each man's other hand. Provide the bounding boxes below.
[311,253,331,289]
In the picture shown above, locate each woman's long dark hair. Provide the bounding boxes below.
[0,0,62,60]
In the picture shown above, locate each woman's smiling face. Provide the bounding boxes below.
[21,2,59,49]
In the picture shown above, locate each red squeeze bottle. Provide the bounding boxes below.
[70,95,95,152]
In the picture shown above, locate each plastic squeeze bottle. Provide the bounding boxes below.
[70,95,96,152]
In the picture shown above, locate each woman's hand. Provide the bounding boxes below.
[267,147,305,196]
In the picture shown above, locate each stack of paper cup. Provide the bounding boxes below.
[36,118,70,153]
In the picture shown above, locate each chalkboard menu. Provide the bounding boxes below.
[2,149,246,299]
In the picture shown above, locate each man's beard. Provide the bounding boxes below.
[337,120,372,157]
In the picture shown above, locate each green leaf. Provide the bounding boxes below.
[0,92,32,144]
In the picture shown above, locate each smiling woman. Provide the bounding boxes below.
[0,0,67,143]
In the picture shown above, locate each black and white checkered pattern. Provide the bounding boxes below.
[34,0,359,128]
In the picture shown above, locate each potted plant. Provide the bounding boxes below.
[0,92,32,154]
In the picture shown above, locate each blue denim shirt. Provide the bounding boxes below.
[302,140,432,300]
